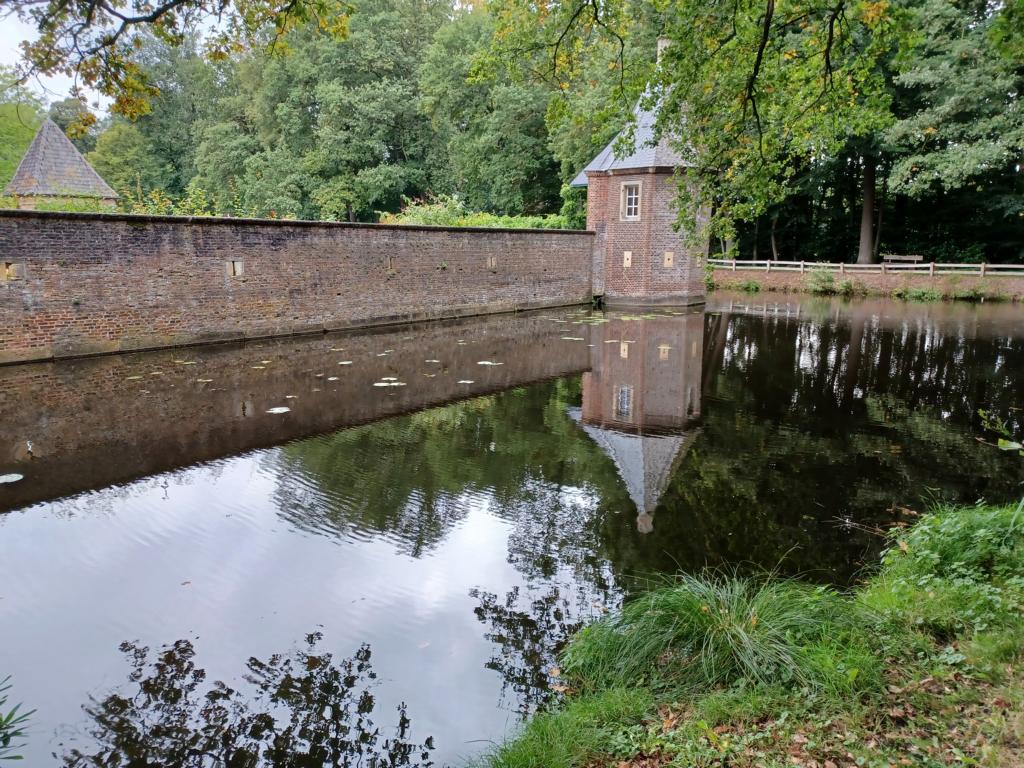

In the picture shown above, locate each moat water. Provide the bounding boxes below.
[1,292,1023,766]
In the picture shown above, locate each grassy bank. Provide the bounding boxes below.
[711,272,1022,303]
[487,502,1024,767]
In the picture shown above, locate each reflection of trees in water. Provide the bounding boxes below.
[62,634,435,768]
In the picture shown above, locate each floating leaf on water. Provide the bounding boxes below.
[998,439,1024,451]
[251,366,266,370]
[457,380,475,384]
[329,348,346,352]
[196,378,213,383]
[561,337,585,341]
[338,361,353,365]
[125,375,143,380]
[423,373,436,378]
[150,371,164,376]
[260,360,272,364]
[380,377,398,382]
[285,395,297,399]
[140,389,150,394]
[312,388,321,392]
[477,361,504,366]
[315,373,325,378]
[327,376,340,381]
[180,361,199,365]
[373,381,407,387]
[0,473,25,484]
[604,340,620,344]
[425,359,441,363]
[266,407,291,414]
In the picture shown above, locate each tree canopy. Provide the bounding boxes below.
[1,0,1021,259]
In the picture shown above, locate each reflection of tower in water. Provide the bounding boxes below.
[573,311,704,533]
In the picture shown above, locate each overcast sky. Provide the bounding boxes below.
[1,13,106,110]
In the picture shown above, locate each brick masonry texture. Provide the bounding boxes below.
[714,268,1024,300]
[586,171,706,306]
[0,211,595,363]
[0,310,591,510]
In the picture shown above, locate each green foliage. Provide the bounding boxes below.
[88,122,167,201]
[32,197,116,213]
[418,8,560,214]
[806,269,838,295]
[48,97,97,152]
[381,196,571,229]
[892,286,941,302]
[860,503,1024,639]
[495,503,1024,768]
[487,687,654,768]
[561,574,879,695]
[738,280,761,293]
[0,100,42,189]
[0,676,32,761]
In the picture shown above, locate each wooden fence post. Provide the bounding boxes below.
[800,261,805,273]
[766,261,771,272]
[929,262,935,276]
[732,259,737,271]
[840,263,845,275]
[981,263,987,277]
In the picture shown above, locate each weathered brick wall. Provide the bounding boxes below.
[586,171,706,306]
[0,311,591,511]
[0,211,595,363]
[714,267,1024,300]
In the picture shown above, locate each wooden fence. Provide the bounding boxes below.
[708,259,1024,276]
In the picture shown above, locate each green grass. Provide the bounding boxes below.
[892,286,942,301]
[0,676,32,761]
[488,502,1024,768]
[562,574,880,696]
[738,280,761,293]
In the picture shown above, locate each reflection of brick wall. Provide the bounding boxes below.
[714,269,1024,301]
[0,312,591,511]
[582,313,703,433]
[586,172,705,306]
[0,211,595,363]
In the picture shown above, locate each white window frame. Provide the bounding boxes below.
[614,385,634,419]
[620,182,641,221]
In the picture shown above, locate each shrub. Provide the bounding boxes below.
[739,280,761,293]
[381,195,571,230]
[893,286,941,302]
[860,503,1024,639]
[0,676,31,761]
[561,573,880,695]
[806,269,837,295]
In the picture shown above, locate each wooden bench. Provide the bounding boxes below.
[881,253,924,263]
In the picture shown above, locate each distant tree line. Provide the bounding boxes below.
[1,0,1022,261]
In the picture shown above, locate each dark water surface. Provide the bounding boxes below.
[2,293,1023,766]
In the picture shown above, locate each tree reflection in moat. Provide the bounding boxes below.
[60,633,434,768]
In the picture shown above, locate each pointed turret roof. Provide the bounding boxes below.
[570,97,690,188]
[5,119,118,199]
[569,407,699,515]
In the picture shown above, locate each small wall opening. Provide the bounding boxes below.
[226,260,244,278]
[4,262,25,281]
[622,251,632,268]
[663,251,675,268]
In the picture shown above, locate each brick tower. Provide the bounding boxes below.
[570,42,708,308]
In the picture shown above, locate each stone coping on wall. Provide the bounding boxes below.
[0,207,595,236]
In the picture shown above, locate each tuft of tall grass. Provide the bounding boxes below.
[486,687,653,768]
[561,573,881,697]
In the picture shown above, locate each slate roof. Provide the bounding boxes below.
[568,407,699,515]
[570,97,689,187]
[5,119,118,199]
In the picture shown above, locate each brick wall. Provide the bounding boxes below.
[0,210,595,363]
[714,267,1024,301]
[586,171,706,306]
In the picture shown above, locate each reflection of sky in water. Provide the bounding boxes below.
[2,297,1024,766]
[3,450,599,765]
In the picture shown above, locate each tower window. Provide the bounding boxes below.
[620,183,641,221]
[615,385,634,419]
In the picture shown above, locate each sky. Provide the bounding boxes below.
[0,13,106,110]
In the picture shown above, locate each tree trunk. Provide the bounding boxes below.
[857,156,877,264]
[873,173,888,260]
[770,214,779,260]
[752,218,759,260]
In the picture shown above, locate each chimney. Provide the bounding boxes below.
[657,37,672,62]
